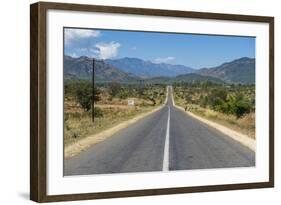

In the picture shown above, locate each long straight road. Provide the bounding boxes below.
[64,87,255,176]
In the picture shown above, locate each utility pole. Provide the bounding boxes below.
[92,58,95,122]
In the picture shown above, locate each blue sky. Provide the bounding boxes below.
[64,28,255,69]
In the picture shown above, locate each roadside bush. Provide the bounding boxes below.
[198,95,208,108]
[93,87,101,102]
[137,87,145,98]
[94,107,103,118]
[148,96,156,105]
[74,80,101,111]
[226,94,251,118]
[209,89,227,109]
[108,82,121,97]
[118,88,129,99]
[185,95,192,103]
[75,81,92,111]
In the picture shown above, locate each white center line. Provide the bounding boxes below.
[162,105,170,171]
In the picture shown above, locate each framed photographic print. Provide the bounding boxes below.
[30,1,274,202]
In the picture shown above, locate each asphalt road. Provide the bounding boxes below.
[64,87,255,176]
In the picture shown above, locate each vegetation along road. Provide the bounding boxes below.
[64,86,255,175]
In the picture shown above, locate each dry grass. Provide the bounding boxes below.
[175,97,255,139]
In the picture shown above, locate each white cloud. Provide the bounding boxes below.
[95,41,121,59]
[64,28,100,45]
[131,46,137,50]
[69,53,78,58]
[153,56,175,64]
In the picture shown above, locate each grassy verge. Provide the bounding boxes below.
[174,95,255,139]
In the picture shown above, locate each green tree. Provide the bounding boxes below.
[108,82,121,97]
[93,87,101,102]
[199,95,208,108]
[75,81,92,111]
[209,89,227,110]
[74,81,101,111]
[137,86,145,98]
[226,94,252,118]
[185,95,192,103]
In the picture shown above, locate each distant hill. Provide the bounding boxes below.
[105,57,195,78]
[64,55,139,83]
[197,57,255,84]
[175,73,225,83]
[64,55,253,85]
[144,73,224,84]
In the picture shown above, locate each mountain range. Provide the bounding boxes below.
[64,55,139,83]
[105,57,195,78]
[197,57,255,84]
[64,55,255,84]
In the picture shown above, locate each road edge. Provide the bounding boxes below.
[171,88,256,152]
[65,87,169,159]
